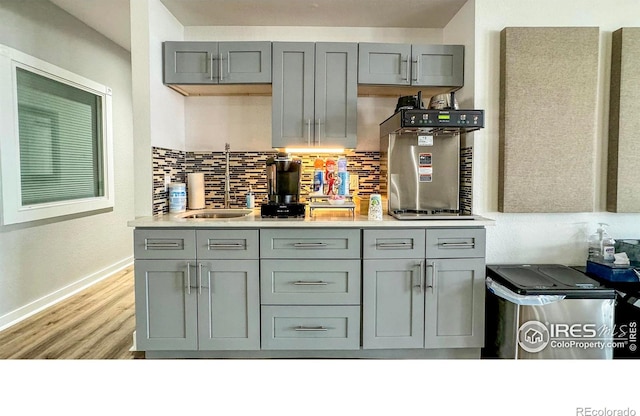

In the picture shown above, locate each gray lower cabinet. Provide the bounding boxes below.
[362,228,485,350]
[272,42,357,149]
[358,43,464,87]
[362,258,425,349]
[135,259,198,350]
[163,41,271,85]
[134,226,486,355]
[423,258,485,348]
[260,228,361,349]
[134,229,260,351]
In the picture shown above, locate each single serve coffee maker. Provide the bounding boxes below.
[260,153,306,218]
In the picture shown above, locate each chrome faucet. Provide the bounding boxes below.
[224,143,230,209]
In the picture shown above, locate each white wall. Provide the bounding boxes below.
[131,0,185,217]
[473,0,640,264]
[183,26,444,152]
[0,1,135,328]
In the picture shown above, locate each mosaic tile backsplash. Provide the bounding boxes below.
[152,147,381,215]
[152,146,472,216]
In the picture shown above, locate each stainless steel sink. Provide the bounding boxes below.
[174,209,253,219]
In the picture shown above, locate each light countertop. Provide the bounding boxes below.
[128,209,495,228]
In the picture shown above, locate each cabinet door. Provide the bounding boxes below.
[272,42,315,148]
[197,260,260,350]
[219,41,271,84]
[134,260,198,350]
[424,258,485,349]
[314,42,358,148]
[412,45,464,87]
[362,259,424,349]
[163,41,218,84]
[358,43,412,85]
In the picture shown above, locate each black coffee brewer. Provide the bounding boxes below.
[261,153,306,218]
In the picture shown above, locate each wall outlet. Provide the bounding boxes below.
[164,174,171,191]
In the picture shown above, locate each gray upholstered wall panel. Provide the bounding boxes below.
[499,27,599,213]
[607,27,640,213]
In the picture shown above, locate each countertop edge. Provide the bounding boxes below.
[127,212,496,228]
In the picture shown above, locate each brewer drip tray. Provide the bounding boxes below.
[391,209,475,220]
[260,203,306,218]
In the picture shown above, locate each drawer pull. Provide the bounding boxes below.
[376,242,412,249]
[439,242,475,248]
[294,326,328,332]
[208,243,245,249]
[293,242,328,248]
[145,242,180,249]
[293,281,328,286]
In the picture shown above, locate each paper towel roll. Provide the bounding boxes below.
[187,173,205,209]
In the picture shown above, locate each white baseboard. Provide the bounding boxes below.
[0,257,133,332]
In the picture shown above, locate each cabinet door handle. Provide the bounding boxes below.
[439,242,475,248]
[293,281,328,286]
[145,241,180,249]
[413,260,424,292]
[377,242,412,249]
[219,53,224,82]
[316,118,322,146]
[306,119,312,146]
[294,326,328,332]
[209,54,215,81]
[186,262,192,295]
[426,261,435,292]
[293,242,328,248]
[198,263,203,295]
[208,243,246,249]
[413,56,420,82]
[401,56,409,81]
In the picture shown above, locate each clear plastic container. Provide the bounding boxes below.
[601,225,616,262]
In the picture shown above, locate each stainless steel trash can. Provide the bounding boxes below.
[484,264,616,359]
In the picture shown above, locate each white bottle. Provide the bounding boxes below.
[600,224,615,262]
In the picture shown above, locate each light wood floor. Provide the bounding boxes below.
[0,266,142,359]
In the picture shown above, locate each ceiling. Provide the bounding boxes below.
[49,0,468,51]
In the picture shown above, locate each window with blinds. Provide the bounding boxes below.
[0,44,113,225]
[17,68,104,205]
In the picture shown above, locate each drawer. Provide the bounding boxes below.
[260,229,361,259]
[363,229,426,259]
[196,229,258,260]
[134,229,196,260]
[260,260,361,305]
[261,306,360,350]
[425,228,486,258]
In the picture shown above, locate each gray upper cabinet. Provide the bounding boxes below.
[163,41,271,85]
[272,42,357,149]
[358,43,464,87]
